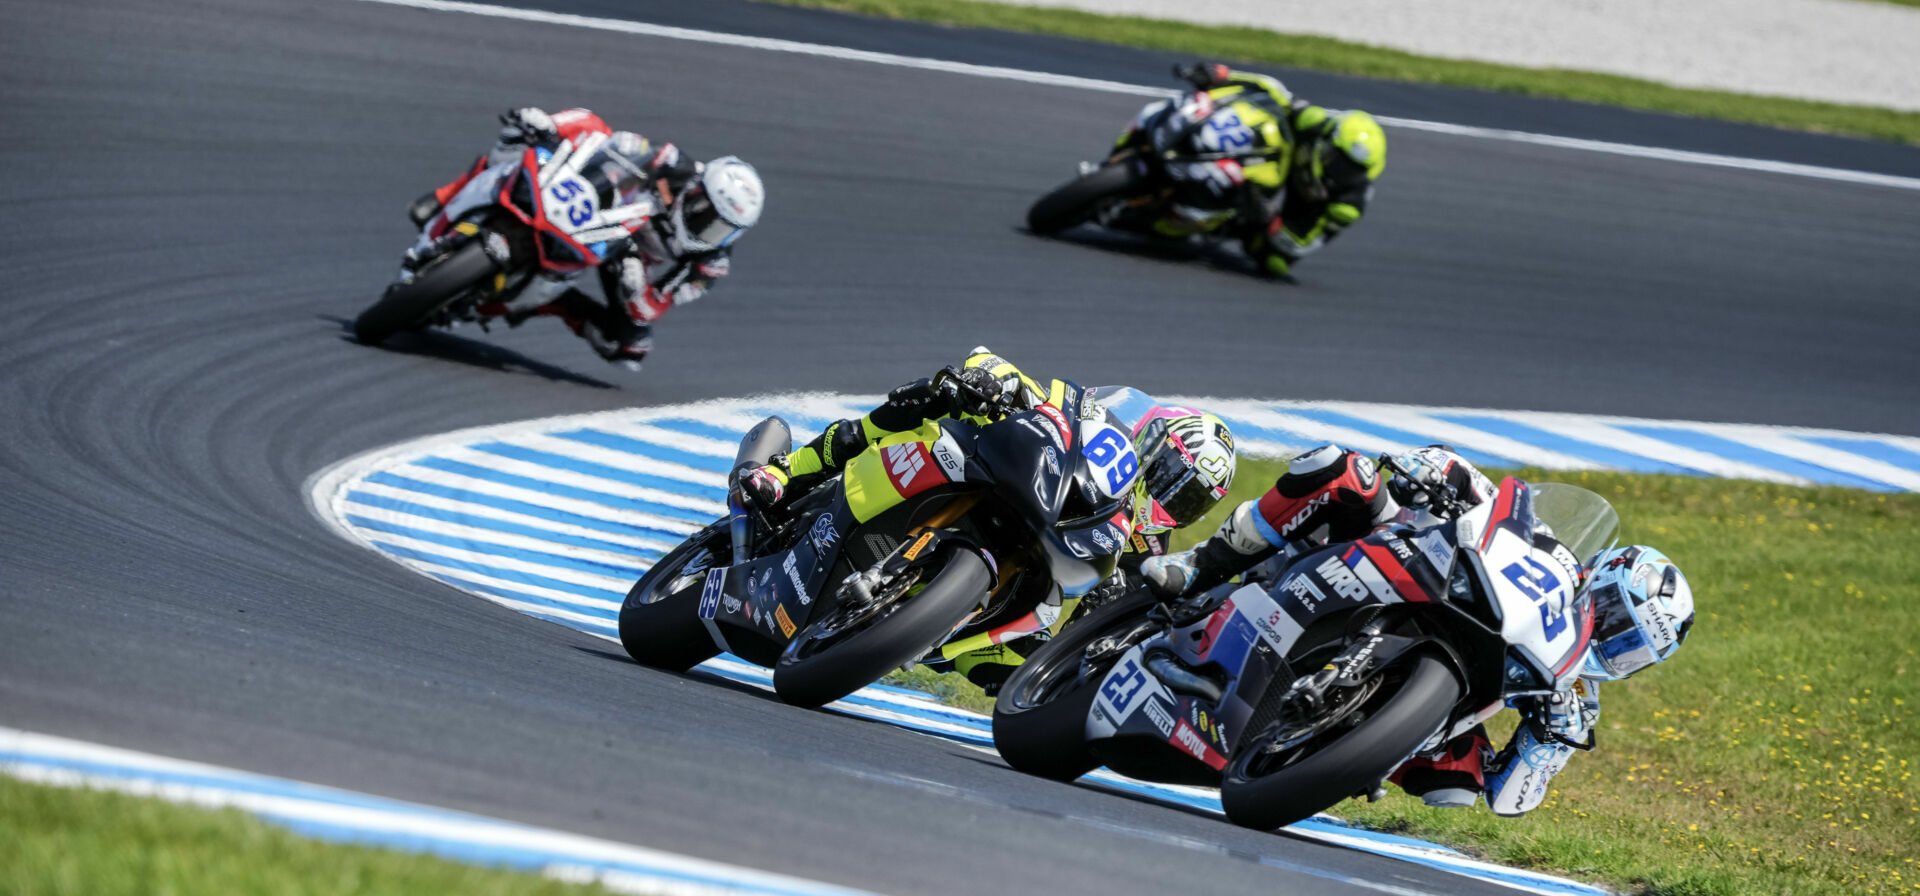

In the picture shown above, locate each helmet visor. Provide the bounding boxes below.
[680,189,745,249]
[1141,443,1221,525]
[1586,580,1655,678]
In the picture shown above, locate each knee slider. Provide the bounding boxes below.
[1274,444,1349,497]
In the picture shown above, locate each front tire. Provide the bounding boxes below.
[1026,163,1144,236]
[992,589,1158,781]
[618,520,728,672]
[1219,653,1460,831]
[355,241,498,346]
[773,549,992,709]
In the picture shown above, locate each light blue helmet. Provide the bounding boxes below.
[1581,546,1694,680]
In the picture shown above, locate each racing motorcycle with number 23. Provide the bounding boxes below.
[993,469,1619,830]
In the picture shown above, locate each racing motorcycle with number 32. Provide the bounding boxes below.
[619,375,1145,708]
[1026,79,1292,239]
[992,472,1619,830]
[353,131,655,345]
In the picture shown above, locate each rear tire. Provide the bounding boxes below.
[355,242,498,346]
[618,520,728,673]
[1026,164,1144,236]
[773,549,992,709]
[1219,653,1459,831]
[992,589,1157,781]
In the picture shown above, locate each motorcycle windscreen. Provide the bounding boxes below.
[1529,483,1620,561]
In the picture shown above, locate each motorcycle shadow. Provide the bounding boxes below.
[567,645,792,704]
[324,315,617,389]
[1023,226,1295,285]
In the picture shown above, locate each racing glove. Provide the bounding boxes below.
[934,365,1011,418]
[498,107,558,147]
[1173,62,1232,89]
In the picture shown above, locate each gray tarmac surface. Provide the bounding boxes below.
[2,0,1917,893]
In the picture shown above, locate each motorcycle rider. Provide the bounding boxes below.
[1155,63,1387,279]
[732,349,1239,691]
[403,107,764,369]
[1140,444,1695,815]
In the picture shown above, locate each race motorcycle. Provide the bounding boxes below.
[1026,77,1294,238]
[618,373,1144,708]
[991,468,1620,830]
[353,130,655,346]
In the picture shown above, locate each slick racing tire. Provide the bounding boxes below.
[1219,653,1459,831]
[773,548,992,709]
[618,519,729,673]
[992,589,1158,781]
[354,241,498,346]
[1026,163,1144,236]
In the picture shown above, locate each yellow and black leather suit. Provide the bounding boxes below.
[1176,64,1385,277]
[762,348,1072,501]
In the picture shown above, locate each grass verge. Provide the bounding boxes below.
[897,462,1920,895]
[0,774,618,896]
[760,0,1920,145]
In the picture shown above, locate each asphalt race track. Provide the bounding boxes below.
[3,0,1918,893]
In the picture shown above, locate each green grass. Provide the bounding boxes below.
[0,775,621,896]
[895,462,1920,895]
[759,0,1920,145]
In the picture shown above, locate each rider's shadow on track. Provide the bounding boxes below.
[322,316,617,389]
[1021,227,1295,285]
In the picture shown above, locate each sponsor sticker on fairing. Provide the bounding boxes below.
[1142,698,1176,737]
[809,513,838,552]
[783,553,809,603]
[1172,721,1209,761]
[1035,404,1073,448]
[1314,555,1370,602]
[774,604,797,638]
[932,435,967,481]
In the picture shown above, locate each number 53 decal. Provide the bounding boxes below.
[544,174,599,231]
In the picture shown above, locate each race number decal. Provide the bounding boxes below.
[1199,110,1256,152]
[1502,557,1569,639]
[1080,422,1139,497]
[1097,657,1148,717]
[543,173,599,232]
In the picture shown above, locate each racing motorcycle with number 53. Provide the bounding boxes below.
[992,472,1619,830]
[618,375,1146,708]
[354,130,655,345]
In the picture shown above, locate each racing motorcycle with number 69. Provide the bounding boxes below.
[992,471,1619,830]
[353,130,655,345]
[618,374,1146,708]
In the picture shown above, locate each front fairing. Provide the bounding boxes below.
[966,387,1130,598]
[1084,583,1293,779]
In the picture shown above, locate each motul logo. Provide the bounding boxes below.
[1173,722,1208,760]
[885,443,927,490]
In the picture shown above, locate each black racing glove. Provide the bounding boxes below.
[498,107,559,148]
[1173,62,1231,89]
[934,365,1010,417]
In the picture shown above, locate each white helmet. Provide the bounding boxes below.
[1581,545,1695,680]
[672,156,763,253]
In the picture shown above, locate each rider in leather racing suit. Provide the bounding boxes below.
[732,349,1239,692]
[1157,63,1387,279]
[406,107,764,369]
[1140,445,1696,815]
